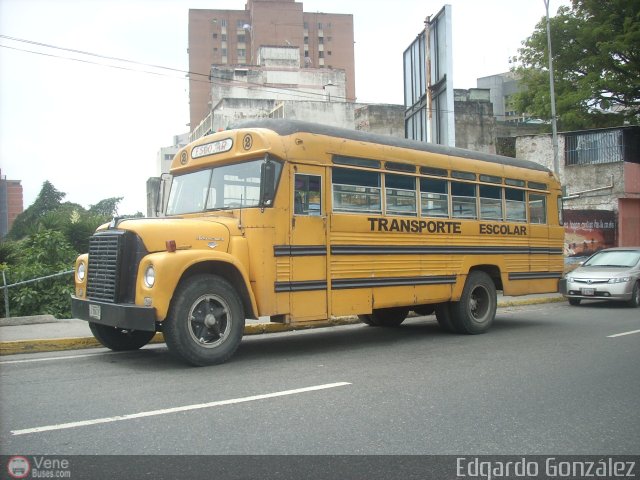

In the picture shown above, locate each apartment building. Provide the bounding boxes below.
[188,0,355,129]
[0,169,23,238]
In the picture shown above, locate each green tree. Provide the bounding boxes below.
[512,0,640,130]
[2,230,76,318]
[8,181,66,240]
[89,197,123,217]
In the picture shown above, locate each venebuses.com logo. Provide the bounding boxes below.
[6,456,71,479]
[6,456,30,479]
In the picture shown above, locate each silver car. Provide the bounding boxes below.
[563,247,640,307]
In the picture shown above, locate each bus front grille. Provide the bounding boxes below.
[87,234,122,303]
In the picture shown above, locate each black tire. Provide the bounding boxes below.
[163,274,245,366]
[89,323,156,351]
[449,271,497,334]
[413,305,435,316]
[568,298,582,306]
[434,302,458,333]
[625,281,639,308]
[358,307,409,327]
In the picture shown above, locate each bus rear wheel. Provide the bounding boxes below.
[164,274,245,366]
[89,323,156,351]
[358,307,409,327]
[449,271,496,334]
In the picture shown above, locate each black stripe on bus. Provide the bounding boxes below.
[273,244,563,257]
[274,280,328,292]
[331,245,563,256]
[508,272,563,280]
[274,245,326,257]
[332,275,457,290]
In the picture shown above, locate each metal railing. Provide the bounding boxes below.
[1,270,73,318]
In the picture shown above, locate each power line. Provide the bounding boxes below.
[0,35,345,101]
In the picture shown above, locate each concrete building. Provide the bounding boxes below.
[516,126,640,248]
[188,0,355,130]
[477,72,526,124]
[190,45,352,140]
[453,89,497,154]
[157,133,189,175]
[0,169,23,238]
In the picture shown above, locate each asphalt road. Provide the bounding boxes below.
[1,301,639,459]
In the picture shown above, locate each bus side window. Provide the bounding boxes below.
[420,177,449,217]
[505,188,527,222]
[294,174,322,215]
[332,167,382,214]
[451,181,477,219]
[529,193,547,224]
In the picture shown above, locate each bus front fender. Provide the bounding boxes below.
[136,250,258,322]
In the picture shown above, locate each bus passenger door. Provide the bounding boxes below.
[289,168,328,321]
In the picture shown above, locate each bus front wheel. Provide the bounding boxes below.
[164,274,245,366]
[449,271,496,334]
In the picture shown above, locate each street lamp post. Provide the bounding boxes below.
[544,0,560,176]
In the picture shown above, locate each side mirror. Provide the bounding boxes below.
[259,158,276,207]
[153,173,172,217]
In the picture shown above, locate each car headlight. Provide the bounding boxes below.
[77,261,86,282]
[144,265,156,288]
[566,276,574,282]
[608,276,630,284]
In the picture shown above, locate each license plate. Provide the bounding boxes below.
[89,304,101,320]
[581,288,595,296]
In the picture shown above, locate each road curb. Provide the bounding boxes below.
[0,297,564,356]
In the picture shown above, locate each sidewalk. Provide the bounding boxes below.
[0,293,565,356]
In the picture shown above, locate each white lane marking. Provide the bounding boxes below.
[607,329,640,338]
[1,352,120,365]
[11,382,351,436]
[0,345,165,365]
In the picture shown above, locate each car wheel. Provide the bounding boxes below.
[568,298,581,306]
[625,281,639,308]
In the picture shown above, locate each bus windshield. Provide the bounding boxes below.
[165,158,281,215]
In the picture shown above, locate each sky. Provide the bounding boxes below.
[0,0,569,215]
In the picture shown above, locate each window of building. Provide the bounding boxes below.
[332,168,381,214]
[318,37,324,44]
[237,34,246,43]
[237,48,246,57]
[318,51,324,58]
[318,22,323,30]
[221,19,227,27]
[386,174,416,216]
[221,34,227,41]
[304,36,309,44]
[237,19,245,27]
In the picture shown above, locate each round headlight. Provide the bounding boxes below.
[77,261,86,282]
[144,265,156,288]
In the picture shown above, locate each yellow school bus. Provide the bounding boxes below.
[71,119,564,365]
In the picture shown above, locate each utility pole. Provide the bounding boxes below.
[544,0,560,175]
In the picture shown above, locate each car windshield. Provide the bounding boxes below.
[583,250,640,268]
[165,158,281,215]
